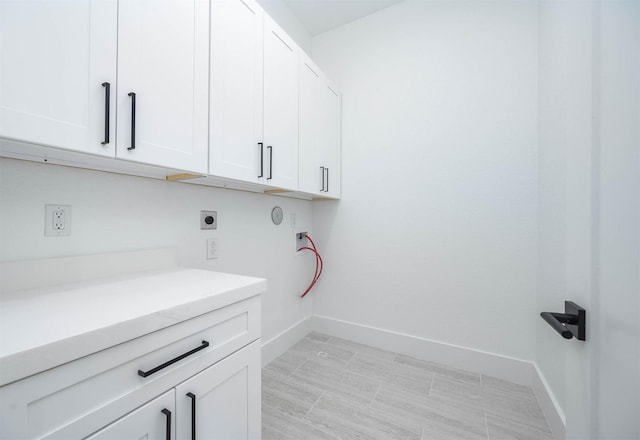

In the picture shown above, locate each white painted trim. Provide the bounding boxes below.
[261,315,313,367]
[311,314,535,385]
[533,364,567,439]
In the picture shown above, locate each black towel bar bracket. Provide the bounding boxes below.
[541,301,586,341]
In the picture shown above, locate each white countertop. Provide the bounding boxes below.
[0,268,266,386]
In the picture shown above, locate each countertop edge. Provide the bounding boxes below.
[0,275,267,387]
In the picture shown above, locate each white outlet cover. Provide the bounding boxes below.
[45,205,71,237]
[207,238,218,259]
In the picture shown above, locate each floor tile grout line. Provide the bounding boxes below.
[286,357,310,378]
[368,382,383,408]
[287,355,314,377]
[484,413,490,440]
[344,350,357,366]
[302,390,326,420]
[485,412,554,437]
[264,399,341,440]
[298,411,343,440]
[395,352,483,379]
[317,333,485,382]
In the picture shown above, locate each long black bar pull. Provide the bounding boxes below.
[161,408,172,440]
[320,166,325,191]
[128,92,136,150]
[186,393,196,440]
[325,168,329,192]
[267,146,273,180]
[138,340,209,377]
[258,142,264,178]
[540,301,586,341]
[101,82,110,145]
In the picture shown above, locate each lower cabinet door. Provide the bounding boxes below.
[86,390,175,440]
[176,340,261,440]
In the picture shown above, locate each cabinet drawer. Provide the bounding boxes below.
[0,295,260,440]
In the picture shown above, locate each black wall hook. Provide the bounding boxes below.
[541,301,586,341]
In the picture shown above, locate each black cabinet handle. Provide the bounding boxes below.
[258,142,264,178]
[101,82,110,145]
[325,168,329,192]
[138,340,209,378]
[320,166,325,192]
[186,393,196,440]
[161,408,172,440]
[267,146,273,180]
[128,92,136,150]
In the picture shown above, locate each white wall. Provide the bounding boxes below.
[594,0,640,437]
[255,0,312,54]
[0,158,316,343]
[311,0,538,361]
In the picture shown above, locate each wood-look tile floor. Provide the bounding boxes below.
[262,332,553,440]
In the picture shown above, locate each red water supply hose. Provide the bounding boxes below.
[298,235,323,298]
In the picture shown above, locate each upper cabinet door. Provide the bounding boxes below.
[0,0,117,156]
[263,16,298,190]
[298,55,322,194]
[117,0,208,174]
[320,82,341,198]
[209,0,264,182]
[298,53,341,198]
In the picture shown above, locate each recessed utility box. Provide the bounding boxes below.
[294,228,311,255]
[200,211,217,230]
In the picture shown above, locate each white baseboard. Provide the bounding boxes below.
[311,314,535,385]
[261,315,314,367]
[261,313,566,439]
[533,364,567,440]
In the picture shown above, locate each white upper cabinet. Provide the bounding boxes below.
[0,0,117,156]
[209,0,264,183]
[1,0,340,197]
[320,81,341,198]
[298,56,322,194]
[298,53,341,198]
[263,16,299,190]
[116,0,209,174]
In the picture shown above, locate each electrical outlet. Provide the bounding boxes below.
[45,205,71,236]
[207,238,218,259]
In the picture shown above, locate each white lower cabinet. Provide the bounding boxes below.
[0,295,261,440]
[86,390,176,440]
[176,341,261,440]
[86,342,260,440]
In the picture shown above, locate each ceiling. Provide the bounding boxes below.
[282,0,404,36]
